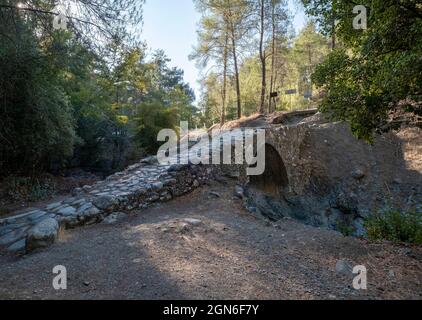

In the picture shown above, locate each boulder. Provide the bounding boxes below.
[56,206,77,216]
[93,195,117,211]
[152,182,164,191]
[79,206,101,225]
[26,218,60,251]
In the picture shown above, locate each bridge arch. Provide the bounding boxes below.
[249,143,289,197]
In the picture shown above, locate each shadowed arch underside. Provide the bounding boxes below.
[249,144,289,196]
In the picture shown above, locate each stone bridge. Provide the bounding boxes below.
[1,109,420,254]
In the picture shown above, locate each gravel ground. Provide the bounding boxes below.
[0,179,421,300]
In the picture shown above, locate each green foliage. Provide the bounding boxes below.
[365,207,422,244]
[198,21,330,121]
[0,2,198,176]
[0,16,76,174]
[337,222,356,237]
[303,0,422,141]
[4,176,55,202]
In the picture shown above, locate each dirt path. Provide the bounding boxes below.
[0,179,421,300]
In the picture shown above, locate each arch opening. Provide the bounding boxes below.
[249,144,289,197]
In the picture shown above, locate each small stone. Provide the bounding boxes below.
[335,260,353,276]
[82,185,93,192]
[209,192,221,198]
[152,182,164,191]
[234,185,244,199]
[193,180,200,188]
[163,179,177,186]
[393,178,402,185]
[103,212,127,224]
[183,218,202,226]
[352,169,365,180]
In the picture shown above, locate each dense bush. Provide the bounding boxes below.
[303,0,422,141]
[365,207,422,244]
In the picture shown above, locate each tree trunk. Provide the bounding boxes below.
[221,33,229,125]
[230,27,241,119]
[331,16,336,50]
[259,0,266,114]
[269,1,276,113]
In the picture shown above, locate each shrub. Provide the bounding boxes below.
[4,176,56,202]
[365,206,422,244]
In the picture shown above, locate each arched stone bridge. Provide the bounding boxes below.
[2,110,420,254]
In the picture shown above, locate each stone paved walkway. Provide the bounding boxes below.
[0,158,214,254]
[0,128,252,254]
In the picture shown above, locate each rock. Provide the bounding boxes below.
[0,226,29,246]
[27,211,48,222]
[352,169,365,180]
[141,156,158,165]
[56,206,77,216]
[103,212,127,224]
[46,202,63,211]
[78,205,101,225]
[168,164,189,172]
[193,180,200,188]
[393,178,402,185]
[148,193,160,202]
[160,192,173,202]
[7,239,26,253]
[26,218,59,251]
[209,192,221,198]
[152,182,164,191]
[234,185,245,199]
[1,209,39,225]
[183,218,202,226]
[93,195,117,211]
[82,185,93,192]
[164,179,177,186]
[335,260,354,276]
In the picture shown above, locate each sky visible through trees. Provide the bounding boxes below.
[0,0,420,178]
[142,0,305,104]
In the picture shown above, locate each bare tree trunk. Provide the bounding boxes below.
[230,27,242,119]
[269,0,276,113]
[331,16,336,50]
[221,32,229,125]
[259,0,266,114]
